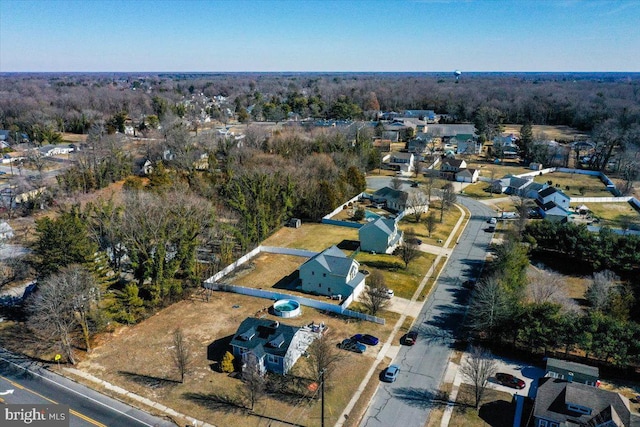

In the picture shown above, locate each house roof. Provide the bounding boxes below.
[373,187,409,205]
[546,358,599,379]
[230,317,300,359]
[360,217,396,237]
[305,245,356,278]
[538,186,568,199]
[422,124,477,137]
[391,152,413,161]
[534,378,635,427]
[441,158,465,168]
[452,133,475,142]
[456,168,477,177]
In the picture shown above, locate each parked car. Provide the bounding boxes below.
[488,217,497,225]
[404,330,418,345]
[352,334,379,346]
[374,287,394,299]
[383,365,400,382]
[495,373,525,389]
[406,237,423,245]
[338,339,366,354]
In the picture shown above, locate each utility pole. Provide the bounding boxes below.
[321,369,325,427]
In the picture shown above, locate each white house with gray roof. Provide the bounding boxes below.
[299,246,365,299]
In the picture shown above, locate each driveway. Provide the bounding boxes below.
[459,353,545,398]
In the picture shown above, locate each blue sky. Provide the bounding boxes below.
[1,0,639,72]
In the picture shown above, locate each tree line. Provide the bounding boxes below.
[466,224,640,371]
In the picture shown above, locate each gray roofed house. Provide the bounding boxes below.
[545,358,599,386]
[490,174,546,198]
[371,187,409,212]
[533,377,640,427]
[299,245,366,299]
[359,217,403,254]
[416,124,477,140]
[229,317,319,375]
[538,187,570,209]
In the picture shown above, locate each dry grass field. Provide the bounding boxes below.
[262,222,359,251]
[532,172,610,197]
[501,124,589,142]
[579,202,640,229]
[76,293,401,427]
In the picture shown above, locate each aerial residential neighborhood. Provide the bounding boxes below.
[0,2,639,427]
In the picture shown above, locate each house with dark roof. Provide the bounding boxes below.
[538,187,570,210]
[371,187,409,212]
[536,187,572,222]
[545,358,600,386]
[299,246,366,299]
[454,134,482,155]
[490,175,547,198]
[229,317,319,375]
[440,158,467,180]
[359,217,402,254]
[402,110,436,122]
[533,377,640,427]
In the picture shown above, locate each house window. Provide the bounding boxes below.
[318,283,321,288]
[549,423,558,427]
[328,288,331,293]
[267,354,278,364]
[323,273,326,277]
[311,271,314,276]
[567,404,591,415]
[539,420,548,427]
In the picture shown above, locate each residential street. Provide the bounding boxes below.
[359,197,495,427]
[0,349,176,427]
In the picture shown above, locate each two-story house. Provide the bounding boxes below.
[371,187,409,212]
[440,158,467,180]
[229,318,319,375]
[534,377,639,427]
[359,217,403,254]
[299,246,366,299]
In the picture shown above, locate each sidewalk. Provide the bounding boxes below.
[334,203,469,427]
[64,368,216,427]
[440,362,463,427]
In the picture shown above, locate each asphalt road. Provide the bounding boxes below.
[0,349,176,427]
[360,196,495,427]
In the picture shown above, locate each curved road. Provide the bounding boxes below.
[360,197,495,427]
[0,349,176,427]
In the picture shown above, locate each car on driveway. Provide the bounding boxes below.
[338,339,366,354]
[382,365,400,382]
[406,237,423,245]
[352,334,379,346]
[404,330,418,345]
[495,372,525,389]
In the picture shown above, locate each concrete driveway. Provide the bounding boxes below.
[460,353,545,398]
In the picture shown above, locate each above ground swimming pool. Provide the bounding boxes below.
[273,299,301,318]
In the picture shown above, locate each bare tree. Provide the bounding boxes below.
[407,190,429,222]
[586,270,618,312]
[398,230,420,268]
[527,269,578,313]
[26,265,99,363]
[425,212,437,237]
[359,270,390,315]
[460,346,498,410]
[466,276,511,340]
[172,328,191,383]
[439,183,456,223]
[511,195,531,238]
[241,353,267,411]
[390,177,403,190]
[306,331,343,384]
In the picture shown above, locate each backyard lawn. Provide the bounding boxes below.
[262,222,359,251]
[575,202,640,230]
[448,385,515,427]
[533,172,610,197]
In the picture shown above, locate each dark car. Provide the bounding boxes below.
[382,365,400,382]
[352,334,380,346]
[495,373,525,389]
[406,238,423,245]
[404,330,418,345]
[338,338,366,354]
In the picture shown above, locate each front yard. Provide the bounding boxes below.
[75,293,400,427]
